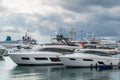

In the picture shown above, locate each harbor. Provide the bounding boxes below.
[1,0,120,80]
[0,32,120,80]
[0,56,120,80]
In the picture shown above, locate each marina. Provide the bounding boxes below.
[0,32,120,80]
[6,33,120,67]
[0,35,120,80]
[1,0,120,80]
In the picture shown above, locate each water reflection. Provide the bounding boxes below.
[61,68,113,80]
[0,57,16,80]
[0,57,120,80]
[11,66,63,80]
[10,66,120,80]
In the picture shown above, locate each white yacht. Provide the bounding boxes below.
[9,34,81,65]
[59,49,120,68]
[9,44,79,65]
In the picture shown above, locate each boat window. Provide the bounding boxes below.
[83,51,95,54]
[94,51,109,56]
[50,58,61,62]
[98,61,105,65]
[90,42,97,44]
[21,57,30,60]
[37,48,74,53]
[69,58,76,61]
[34,57,48,60]
[83,51,109,56]
[83,59,93,61]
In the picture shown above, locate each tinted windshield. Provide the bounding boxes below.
[37,48,74,53]
[83,51,110,56]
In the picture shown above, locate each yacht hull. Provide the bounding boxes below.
[9,52,63,66]
[59,53,120,68]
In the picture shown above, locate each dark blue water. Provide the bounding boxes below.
[0,57,120,80]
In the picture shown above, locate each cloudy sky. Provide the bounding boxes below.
[0,0,120,43]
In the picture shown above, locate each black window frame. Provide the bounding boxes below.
[83,51,109,56]
[37,48,74,53]
[69,58,76,61]
[21,57,30,60]
[83,59,93,61]
[50,57,61,62]
[34,57,48,60]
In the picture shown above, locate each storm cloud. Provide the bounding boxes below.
[0,0,120,43]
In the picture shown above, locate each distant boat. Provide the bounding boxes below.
[0,32,38,49]
[0,45,6,58]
